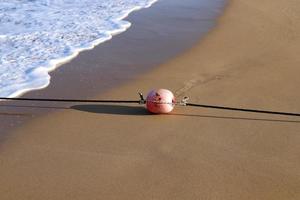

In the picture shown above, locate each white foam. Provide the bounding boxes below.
[0,0,158,97]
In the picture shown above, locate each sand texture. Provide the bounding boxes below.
[1,0,300,199]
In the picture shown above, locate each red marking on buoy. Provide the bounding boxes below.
[146,89,175,114]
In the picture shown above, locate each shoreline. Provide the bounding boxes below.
[0,0,226,136]
[1,0,159,98]
[1,0,300,199]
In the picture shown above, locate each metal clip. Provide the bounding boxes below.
[138,92,146,104]
[180,96,189,106]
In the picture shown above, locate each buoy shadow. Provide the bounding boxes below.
[71,104,150,116]
[1,103,299,123]
[71,104,300,123]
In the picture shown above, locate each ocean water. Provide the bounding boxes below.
[0,0,157,97]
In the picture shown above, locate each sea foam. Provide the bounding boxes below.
[0,0,157,97]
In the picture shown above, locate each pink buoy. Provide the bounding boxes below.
[146,89,175,114]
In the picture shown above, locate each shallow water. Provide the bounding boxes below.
[0,0,225,98]
[0,0,157,97]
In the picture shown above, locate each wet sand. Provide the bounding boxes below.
[0,0,224,137]
[1,0,300,199]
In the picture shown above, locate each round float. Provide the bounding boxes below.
[146,89,175,114]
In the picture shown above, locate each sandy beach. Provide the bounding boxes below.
[1,0,300,199]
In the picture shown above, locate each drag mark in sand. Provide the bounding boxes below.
[175,74,227,97]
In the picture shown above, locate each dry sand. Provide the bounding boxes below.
[1,0,300,199]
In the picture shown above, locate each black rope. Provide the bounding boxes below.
[187,103,300,117]
[0,97,140,104]
[1,97,300,117]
